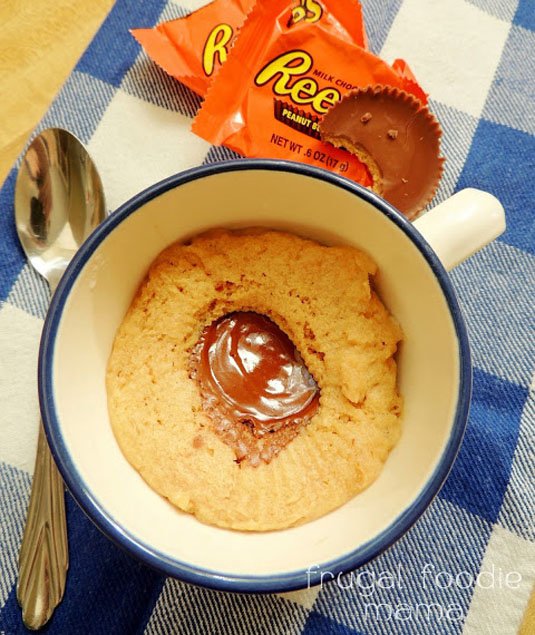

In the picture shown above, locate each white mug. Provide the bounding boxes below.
[40,160,505,591]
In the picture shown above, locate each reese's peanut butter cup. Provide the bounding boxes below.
[320,86,444,218]
[192,0,428,184]
[189,311,319,466]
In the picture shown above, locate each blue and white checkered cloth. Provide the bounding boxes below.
[1,0,534,633]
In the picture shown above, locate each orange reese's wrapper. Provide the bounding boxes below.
[192,0,427,184]
[131,0,256,97]
[132,0,365,98]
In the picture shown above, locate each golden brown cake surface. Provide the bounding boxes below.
[106,229,403,531]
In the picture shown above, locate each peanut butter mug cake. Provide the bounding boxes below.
[106,229,403,531]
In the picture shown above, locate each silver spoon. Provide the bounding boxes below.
[14,128,106,630]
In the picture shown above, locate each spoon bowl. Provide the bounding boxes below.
[14,127,106,630]
[15,128,106,290]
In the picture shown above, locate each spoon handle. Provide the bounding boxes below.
[17,423,68,630]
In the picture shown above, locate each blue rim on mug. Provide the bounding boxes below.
[38,159,472,593]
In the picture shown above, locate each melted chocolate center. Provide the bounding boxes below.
[190,312,320,464]
[200,311,318,428]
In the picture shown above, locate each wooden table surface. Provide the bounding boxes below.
[0,0,114,185]
[0,2,533,632]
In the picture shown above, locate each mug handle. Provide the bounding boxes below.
[412,188,506,271]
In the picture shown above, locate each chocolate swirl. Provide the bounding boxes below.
[190,312,319,465]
